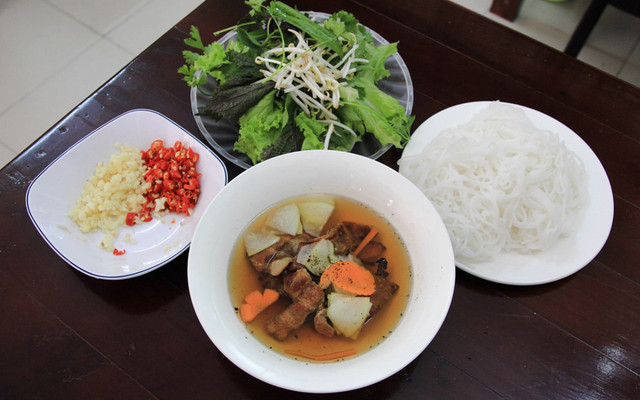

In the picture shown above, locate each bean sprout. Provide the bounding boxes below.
[255,28,368,146]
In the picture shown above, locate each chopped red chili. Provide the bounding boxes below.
[128,139,201,228]
[125,212,137,226]
[113,248,126,256]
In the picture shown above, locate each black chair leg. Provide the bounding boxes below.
[564,0,609,57]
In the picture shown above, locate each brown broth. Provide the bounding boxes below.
[228,194,412,362]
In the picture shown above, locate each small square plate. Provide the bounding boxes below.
[26,109,228,279]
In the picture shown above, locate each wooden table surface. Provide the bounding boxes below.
[2,0,639,398]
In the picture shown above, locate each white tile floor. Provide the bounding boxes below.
[0,0,203,168]
[1,0,639,168]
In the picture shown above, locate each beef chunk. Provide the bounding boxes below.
[370,275,399,315]
[356,240,386,264]
[323,222,366,255]
[279,233,314,255]
[265,269,324,341]
[323,222,386,263]
[258,272,284,295]
[248,235,292,273]
[282,267,314,298]
[313,306,335,337]
[248,233,314,273]
[369,258,399,314]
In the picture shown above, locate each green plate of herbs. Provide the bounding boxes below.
[180,0,414,169]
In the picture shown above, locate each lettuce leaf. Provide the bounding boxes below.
[261,95,304,160]
[296,113,356,151]
[324,10,395,83]
[234,91,290,164]
[338,80,413,148]
[324,10,412,148]
[357,42,398,83]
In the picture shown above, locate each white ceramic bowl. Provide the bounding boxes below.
[188,150,455,393]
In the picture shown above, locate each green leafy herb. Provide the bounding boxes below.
[178,26,228,87]
[203,82,274,121]
[178,0,414,165]
[215,51,266,88]
[233,90,292,164]
[261,97,304,160]
[296,113,355,151]
[268,1,344,57]
[339,82,413,148]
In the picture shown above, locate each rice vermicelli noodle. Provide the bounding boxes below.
[398,102,588,263]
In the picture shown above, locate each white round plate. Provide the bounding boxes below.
[399,101,614,285]
[188,150,455,393]
[26,109,228,279]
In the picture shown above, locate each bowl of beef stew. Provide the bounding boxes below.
[188,150,455,393]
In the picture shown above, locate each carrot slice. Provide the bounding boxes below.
[319,261,375,295]
[239,288,279,322]
[284,349,356,361]
[351,227,378,257]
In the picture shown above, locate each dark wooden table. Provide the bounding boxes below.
[2,0,639,398]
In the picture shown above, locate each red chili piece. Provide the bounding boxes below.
[129,140,201,225]
[125,212,137,226]
[113,248,126,256]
